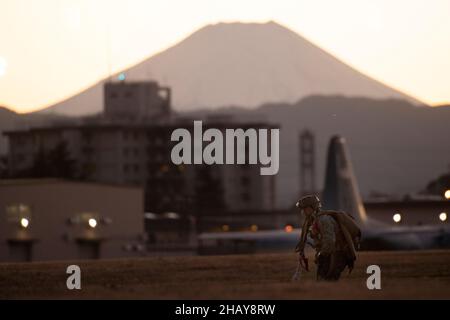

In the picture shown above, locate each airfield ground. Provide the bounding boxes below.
[0,250,449,299]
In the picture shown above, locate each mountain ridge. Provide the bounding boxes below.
[37,21,425,116]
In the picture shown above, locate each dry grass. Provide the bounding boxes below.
[1,250,449,299]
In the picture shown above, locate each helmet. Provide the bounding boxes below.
[296,195,321,211]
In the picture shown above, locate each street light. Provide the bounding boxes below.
[20,218,29,228]
[88,218,97,228]
[393,213,402,223]
[445,190,450,200]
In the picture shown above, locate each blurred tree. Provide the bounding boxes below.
[425,173,450,197]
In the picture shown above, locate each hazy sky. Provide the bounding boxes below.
[1,0,449,113]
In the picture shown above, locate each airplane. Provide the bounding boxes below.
[197,135,450,254]
[322,135,450,250]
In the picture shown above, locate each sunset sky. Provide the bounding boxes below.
[1,0,449,113]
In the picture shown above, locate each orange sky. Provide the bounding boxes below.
[1,0,449,113]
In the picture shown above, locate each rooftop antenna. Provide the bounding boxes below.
[105,6,112,82]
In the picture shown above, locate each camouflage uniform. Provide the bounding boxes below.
[312,212,351,281]
[296,195,355,281]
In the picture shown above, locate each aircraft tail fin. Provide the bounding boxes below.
[322,135,368,225]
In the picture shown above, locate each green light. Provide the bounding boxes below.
[118,73,126,81]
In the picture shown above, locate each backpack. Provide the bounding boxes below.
[318,210,362,261]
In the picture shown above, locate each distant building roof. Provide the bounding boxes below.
[2,120,279,136]
[0,178,142,190]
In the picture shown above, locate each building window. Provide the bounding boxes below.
[241,193,251,202]
[15,137,27,147]
[82,133,93,143]
[14,154,25,164]
[241,176,250,187]
[82,146,93,155]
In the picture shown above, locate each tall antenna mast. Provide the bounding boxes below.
[105,6,112,82]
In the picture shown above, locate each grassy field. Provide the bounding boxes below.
[1,250,449,299]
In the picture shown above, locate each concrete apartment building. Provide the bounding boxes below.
[3,80,277,222]
[4,122,276,214]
